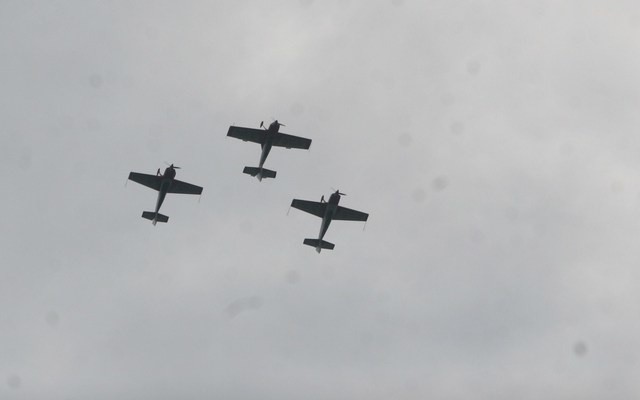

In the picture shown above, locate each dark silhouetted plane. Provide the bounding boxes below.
[290,190,369,252]
[128,164,203,225]
[227,120,312,181]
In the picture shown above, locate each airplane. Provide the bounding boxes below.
[128,163,203,225]
[227,120,312,181]
[290,190,369,253]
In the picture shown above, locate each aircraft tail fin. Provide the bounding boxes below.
[303,238,335,253]
[142,211,169,225]
[243,166,276,181]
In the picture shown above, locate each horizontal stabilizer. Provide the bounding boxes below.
[243,166,277,180]
[260,168,276,179]
[303,238,335,252]
[142,211,169,223]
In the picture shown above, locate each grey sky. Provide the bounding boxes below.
[2,0,640,398]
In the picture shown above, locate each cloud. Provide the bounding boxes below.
[1,0,640,398]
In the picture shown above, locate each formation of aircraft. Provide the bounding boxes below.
[128,163,203,225]
[226,120,312,181]
[290,190,369,253]
[127,120,368,252]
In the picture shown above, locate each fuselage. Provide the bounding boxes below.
[256,121,282,178]
[154,166,177,218]
[317,192,341,242]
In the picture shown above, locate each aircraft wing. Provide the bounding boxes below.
[291,199,326,218]
[227,126,266,144]
[128,172,162,191]
[334,206,369,222]
[168,179,203,195]
[273,133,312,150]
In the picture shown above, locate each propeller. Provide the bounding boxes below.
[260,121,265,129]
[331,187,347,196]
[164,162,181,169]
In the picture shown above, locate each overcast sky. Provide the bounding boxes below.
[2,1,640,398]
